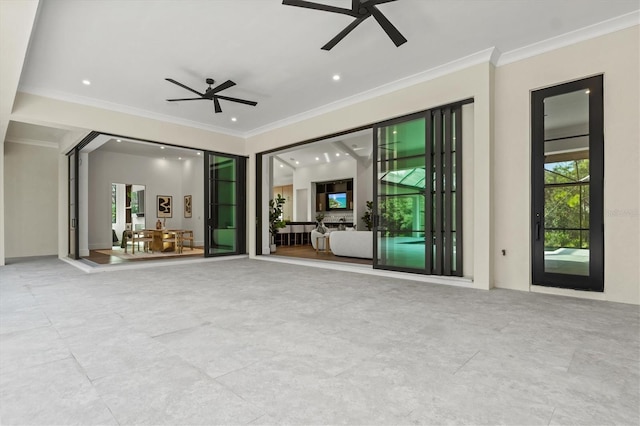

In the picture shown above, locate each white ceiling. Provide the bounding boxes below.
[17,0,639,139]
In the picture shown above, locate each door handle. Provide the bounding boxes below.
[535,213,541,241]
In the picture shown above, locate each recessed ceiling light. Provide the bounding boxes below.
[179,157,183,160]
[315,157,320,161]
[280,164,284,168]
[231,117,237,122]
[585,89,591,94]
[197,152,201,156]
[116,139,122,143]
[332,74,341,81]
[295,161,299,165]
[345,153,349,156]
[82,79,91,85]
[393,130,397,134]
[160,146,165,150]
[336,153,340,157]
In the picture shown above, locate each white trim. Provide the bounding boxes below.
[17,86,246,138]
[245,47,497,138]
[61,254,248,273]
[254,255,476,289]
[497,11,640,66]
[530,284,607,302]
[5,137,58,149]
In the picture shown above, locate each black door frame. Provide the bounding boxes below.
[531,75,604,291]
[68,148,79,260]
[372,101,467,276]
[203,151,247,257]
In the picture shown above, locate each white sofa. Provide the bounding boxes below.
[329,231,373,259]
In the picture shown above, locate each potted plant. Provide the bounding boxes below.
[269,194,286,252]
[315,212,325,225]
[361,200,373,231]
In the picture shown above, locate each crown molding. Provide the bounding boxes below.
[497,11,640,66]
[17,86,245,138]
[5,136,58,149]
[244,47,498,138]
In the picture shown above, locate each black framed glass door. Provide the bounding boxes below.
[373,103,464,276]
[204,152,246,256]
[531,75,604,291]
[68,149,79,259]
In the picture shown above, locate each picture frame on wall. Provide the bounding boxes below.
[184,195,192,218]
[157,195,172,218]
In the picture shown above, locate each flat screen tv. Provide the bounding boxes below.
[327,192,347,209]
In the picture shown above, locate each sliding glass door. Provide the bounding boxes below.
[204,152,246,256]
[374,103,464,276]
[375,115,427,271]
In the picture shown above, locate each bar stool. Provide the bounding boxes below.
[290,224,305,245]
[304,224,316,245]
[279,224,291,246]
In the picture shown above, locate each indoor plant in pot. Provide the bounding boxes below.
[361,200,373,231]
[269,194,286,252]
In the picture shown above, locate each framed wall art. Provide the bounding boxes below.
[157,195,172,218]
[184,195,192,218]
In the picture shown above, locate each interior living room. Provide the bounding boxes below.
[1,1,639,424]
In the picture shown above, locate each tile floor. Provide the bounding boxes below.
[0,256,638,425]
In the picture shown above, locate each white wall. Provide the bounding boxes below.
[292,157,357,222]
[493,26,640,304]
[88,150,204,249]
[181,156,204,244]
[3,142,58,257]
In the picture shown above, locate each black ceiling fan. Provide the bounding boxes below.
[282,0,406,50]
[165,78,257,113]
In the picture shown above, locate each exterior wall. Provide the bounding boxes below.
[0,0,40,265]
[3,142,58,258]
[493,26,640,304]
[2,13,636,304]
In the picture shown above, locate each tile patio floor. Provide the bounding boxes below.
[1,256,638,425]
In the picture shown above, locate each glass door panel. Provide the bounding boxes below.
[205,153,245,256]
[375,117,427,272]
[374,104,465,277]
[532,76,603,291]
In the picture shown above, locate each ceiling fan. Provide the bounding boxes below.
[282,0,407,50]
[165,78,257,113]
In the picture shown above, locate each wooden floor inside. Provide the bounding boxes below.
[271,244,372,266]
[84,247,205,265]
[85,244,371,266]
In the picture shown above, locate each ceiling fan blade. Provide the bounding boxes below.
[165,78,204,97]
[282,0,355,16]
[212,80,236,94]
[215,95,258,106]
[213,97,222,113]
[166,97,207,102]
[370,6,407,47]
[364,0,399,6]
[321,17,367,51]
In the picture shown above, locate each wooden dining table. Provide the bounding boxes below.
[146,229,181,252]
